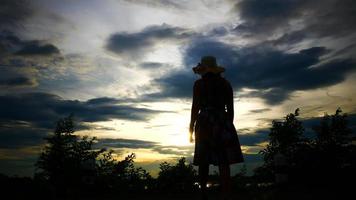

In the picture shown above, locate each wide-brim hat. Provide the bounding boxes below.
[192,56,225,75]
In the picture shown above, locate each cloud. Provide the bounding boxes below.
[105,24,195,58]
[121,0,187,9]
[269,30,307,46]
[152,145,193,156]
[0,92,170,160]
[187,40,355,104]
[15,42,60,56]
[239,130,269,146]
[233,0,356,41]
[0,31,62,91]
[139,62,166,69]
[94,138,158,149]
[91,138,194,158]
[86,97,123,105]
[146,70,196,99]
[239,88,291,105]
[0,76,37,88]
[233,0,304,35]
[0,31,60,56]
[0,125,47,149]
[147,38,356,104]
[248,108,271,114]
[0,92,167,131]
[95,138,194,157]
[0,0,33,28]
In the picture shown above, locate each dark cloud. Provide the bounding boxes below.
[239,88,291,105]
[122,0,186,9]
[146,70,196,99]
[0,31,62,92]
[0,93,169,162]
[95,138,194,157]
[15,42,60,56]
[91,137,194,157]
[249,108,271,114]
[152,145,193,156]
[0,76,37,87]
[0,92,167,131]
[106,24,194,58]
[86,97,122,105]
[234,0,303,35]
[0,64,39,90]
[330,43,356,59]
[0,126,47,149]
[192,39,355,103]
[270,30,307,46]
[302,0,356,38]
[94,138,158,149]
[205,26,229,37]
[147,38,355,104]
[239,130,269,146]
[139,62,165,69]
[0,31,60,56]
[0,0,33,28]
[234,0,356,41]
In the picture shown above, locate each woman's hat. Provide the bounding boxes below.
[192,56,225,75]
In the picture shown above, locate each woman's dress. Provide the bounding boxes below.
[192,74,244,166]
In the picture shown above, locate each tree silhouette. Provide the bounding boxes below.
[260,108,304,168]
[257,108,355,185]
[96,151,152,193]
[36,114,104,196]
[310,108,355,182]
[314,108,352,146]
[35,114,151,197]
[157,157,197,192]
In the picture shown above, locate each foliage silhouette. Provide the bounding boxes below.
[96,151,153,193]
[260,108,304,166]
[1,108,354,199]
[36,114,103,196]
[256,108,355,185]
[35,114,152,197]
[314,108,352,145]
[157,157,198,193]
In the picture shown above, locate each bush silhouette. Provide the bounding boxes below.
[257,108,355,185]
[157,157,197,193]
[35,114,152,197]
[96,151,152,193]
[1,108,354,199]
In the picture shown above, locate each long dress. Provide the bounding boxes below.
[191,73,244,166]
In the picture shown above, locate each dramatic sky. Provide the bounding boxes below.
[1,0,356,176]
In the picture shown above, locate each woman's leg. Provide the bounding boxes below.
[219,164,231,199]
[199,164,209,198]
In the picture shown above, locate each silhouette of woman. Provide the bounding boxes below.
[189,56,244,200]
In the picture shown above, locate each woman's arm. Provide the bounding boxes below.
[226,81,234,123]
[189,81,200,134]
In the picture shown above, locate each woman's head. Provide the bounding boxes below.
[192,56,225,75]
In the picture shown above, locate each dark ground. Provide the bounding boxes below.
[76,183,352,200]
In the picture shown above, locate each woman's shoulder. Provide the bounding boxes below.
[194,78,204,86]
[219,76,231,85]
[220,77,233,91]
[193,79,203,90]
